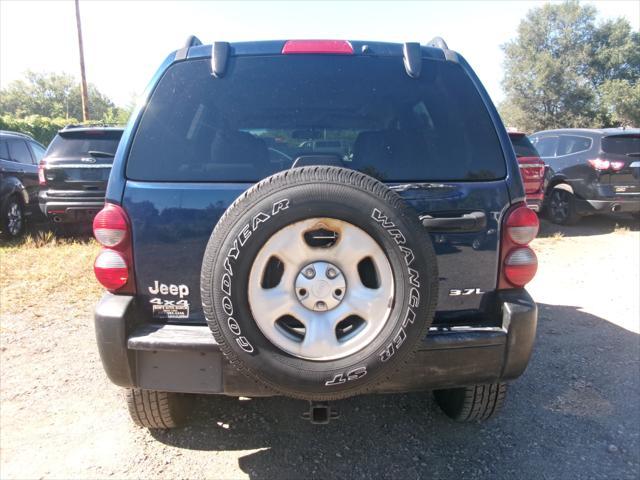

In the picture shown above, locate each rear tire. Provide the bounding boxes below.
[434,382,507,422]
[548,188,580,225]
[1,196,25,240]
[125,389,189,429]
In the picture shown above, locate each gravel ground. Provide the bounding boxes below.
[1,215,639,479]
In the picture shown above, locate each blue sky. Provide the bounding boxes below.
[1,0,638,108]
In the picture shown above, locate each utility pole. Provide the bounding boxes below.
[75,0,90,122]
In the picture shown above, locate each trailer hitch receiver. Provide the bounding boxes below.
[302,401,339,424]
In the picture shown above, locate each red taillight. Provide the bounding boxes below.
[517,157,546,194]
[93,203,135,293]
[94,250,129,290]
[499,203,539,289]
[588,158,610,171]
[610,160,625,171]
[505,206,539,245]
[503,247,538,287]
[38,160,46,185]
[282,40,354,55]
[93,203,128,247]
[517,157,545,177]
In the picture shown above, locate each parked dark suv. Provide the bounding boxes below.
[93,37,539,428]
[0,131,46,239]
[530,128,640,224]
[39,125,123,228]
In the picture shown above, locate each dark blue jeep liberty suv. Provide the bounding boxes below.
[93,37,539,428]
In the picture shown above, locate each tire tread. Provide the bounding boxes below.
[435,382,507,422]
[125,389,186,429]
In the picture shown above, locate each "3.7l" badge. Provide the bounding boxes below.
[449,288,484,296]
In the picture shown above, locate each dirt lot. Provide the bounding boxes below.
[1,215,639,479]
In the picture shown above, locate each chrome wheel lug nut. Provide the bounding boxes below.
[315,301,327,311]
[303,267,315,279]
[326,268,337,279]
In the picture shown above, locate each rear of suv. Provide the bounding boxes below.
[530,128,640,224]
[39,126,123,227]
[93,37,538,428]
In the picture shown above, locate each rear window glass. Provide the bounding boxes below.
[47,130,122,158]
[8,139,33,164]
[557,135,592,156]
[601,135,640,156]
[0,140,9,159]
[509,134,539,158]
[532,136,558,157]
[127,56,505,182]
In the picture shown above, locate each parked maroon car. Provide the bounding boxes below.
[508,131,546,212]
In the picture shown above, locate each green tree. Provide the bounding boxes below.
[500,1,639,131]
[589,18,640,87]
[0,71,117,121]
[597,79,640,126]
[0,115,75,146]
[101,91,138,125]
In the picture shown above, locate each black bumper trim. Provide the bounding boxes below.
[95,289,537,395]
[128,324,220,352]
[42,201,105,211]
[94,293,137,387]
[39,191,106,217]
[127,323,507,354]
[585,198,640,213]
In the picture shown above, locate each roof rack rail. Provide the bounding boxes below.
[175,34,203,61]
[183,35,202,49]
[211,41,230,78]
[426,36,459,62]
[402,42,422,78]
[0,130,35,140]
[427,37,449,50]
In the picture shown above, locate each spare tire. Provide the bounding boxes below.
[201,167,438,400]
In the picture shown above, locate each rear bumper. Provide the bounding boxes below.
[567,181,640,215]
[94,290,538,396]
[582,198,640,214]
[39,190,105,222]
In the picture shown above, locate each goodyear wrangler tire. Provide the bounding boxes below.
[201,166,438,400]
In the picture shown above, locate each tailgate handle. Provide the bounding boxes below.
[420,211,486,232]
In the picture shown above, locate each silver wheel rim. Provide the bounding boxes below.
[248,218,394,361]
[7,202,22,236]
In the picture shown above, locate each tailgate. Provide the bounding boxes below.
[43,129,121,192]
[395,181,508,321]
[44,157,112,191]
[121,52,513,328]
[124,180,508,326]
[600,134,640,193]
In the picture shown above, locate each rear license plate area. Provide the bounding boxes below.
[79,169,107,181]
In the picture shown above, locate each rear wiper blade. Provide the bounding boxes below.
[625,152,640,157]
[88,150,115,157]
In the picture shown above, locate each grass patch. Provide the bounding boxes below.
[0,235,102,323]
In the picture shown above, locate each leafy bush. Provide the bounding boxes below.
[0,114,74,146]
